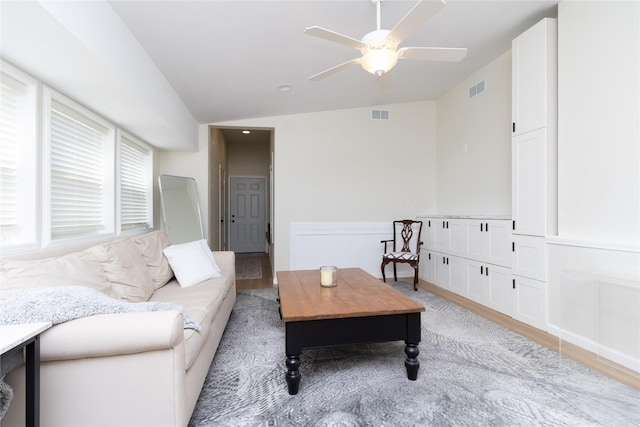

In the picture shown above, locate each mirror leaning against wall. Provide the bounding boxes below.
[158,175,204,245]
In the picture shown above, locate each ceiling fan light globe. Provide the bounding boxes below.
[360,48,398,76]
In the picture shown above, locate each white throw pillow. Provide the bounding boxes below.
[163,239,221,287]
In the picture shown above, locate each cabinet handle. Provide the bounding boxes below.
[446,221,449,229]
[480,266,484,275]
[428,220,431,227]
[442,256,445,264]
[447,257,449,265]
[512,122,515,133]
[428,253,431,260]
[485,222,489,231]
[512,220,516,230]
[480,223,483,232]
[485,267,489,276]
[513,279,516,289]
[442,221,445,228]
[512,242,515,252]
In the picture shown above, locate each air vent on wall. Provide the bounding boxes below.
[371,109,390,120]
[469,80,486,99]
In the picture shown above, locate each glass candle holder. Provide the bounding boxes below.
[319,266,337,287]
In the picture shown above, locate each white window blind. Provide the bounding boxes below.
[120,134,152,230]
[0,67,36,248]
[49,99,113,240]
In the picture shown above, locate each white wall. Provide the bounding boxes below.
[436,51,512,216]
[546,0,640,372]
[158,125,211,243]
[214,101,438,273]
[227,140,270,177]
[547,242,639,371]
[557,0,640,244]
[0,1,198,151]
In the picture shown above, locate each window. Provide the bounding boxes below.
[0,63,37,250]
[119,131,152,231]
[44,88,115,244]
[0,65,155,256]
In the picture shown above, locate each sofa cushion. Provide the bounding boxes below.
[0,251,112,295]
[131,230,174,289]
[85,239,155,302]
[150,272,233,369]
[163,240,221,288]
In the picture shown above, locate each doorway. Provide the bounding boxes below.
[229,176,266,253]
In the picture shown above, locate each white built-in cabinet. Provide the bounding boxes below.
[511,17,557,331]
[416,18,558,331]
[418,217,513,317]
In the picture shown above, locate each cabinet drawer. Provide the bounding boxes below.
[512,235,546,281]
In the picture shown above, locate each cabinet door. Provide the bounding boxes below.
[448,255,468,298]
[422,218,437,251]
[485,220,511,267]
[512,18,552,136]
[448,219,468,257]
[467,260,487,305]
[433,220,451,253]
[512,235,546,281]
[487,265,513,316]
[512,129,546,236]
[512,275,546,330]
[466,220,485,261]
[419,249,435,284]
[433,253,450,290]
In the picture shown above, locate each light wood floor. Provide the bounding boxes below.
[235,253,639,391]
[236,252,277,291]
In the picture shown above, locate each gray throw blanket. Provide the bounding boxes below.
[0,286,200,331]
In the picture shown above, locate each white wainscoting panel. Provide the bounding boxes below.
[289,222,415,279]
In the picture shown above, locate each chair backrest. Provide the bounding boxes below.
[393,220,423,253]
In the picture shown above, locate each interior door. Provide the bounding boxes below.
[229,177,265,253]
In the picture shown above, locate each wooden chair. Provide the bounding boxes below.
[381,220,423,291]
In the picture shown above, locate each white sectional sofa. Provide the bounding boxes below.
[0,230,236,427]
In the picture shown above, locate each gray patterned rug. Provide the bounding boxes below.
[235,254,263,280]
[189,282,640,426]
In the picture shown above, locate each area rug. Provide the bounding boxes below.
[235,254,262,280]
[189,282,640,427]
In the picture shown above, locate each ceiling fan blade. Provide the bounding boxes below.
[308,58,362,81]
[388,0,446,44]
[398,47,467,62]
[304,26,365,49]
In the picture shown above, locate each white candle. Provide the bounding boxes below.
[320,266,336,287]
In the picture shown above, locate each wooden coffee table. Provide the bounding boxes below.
[277,268,425,395]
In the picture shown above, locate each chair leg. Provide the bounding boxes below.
[414,264,419,291]
[393,263,397,282]
[381,260,387,283]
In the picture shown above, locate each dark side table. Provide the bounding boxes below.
[1,322,52,427]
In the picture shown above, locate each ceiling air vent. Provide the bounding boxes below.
[371,109,390,120]
[469,80,486,99]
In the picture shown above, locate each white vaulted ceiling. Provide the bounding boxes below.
[1,0,558,150]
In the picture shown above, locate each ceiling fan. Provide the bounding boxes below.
[304,0,467,81]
